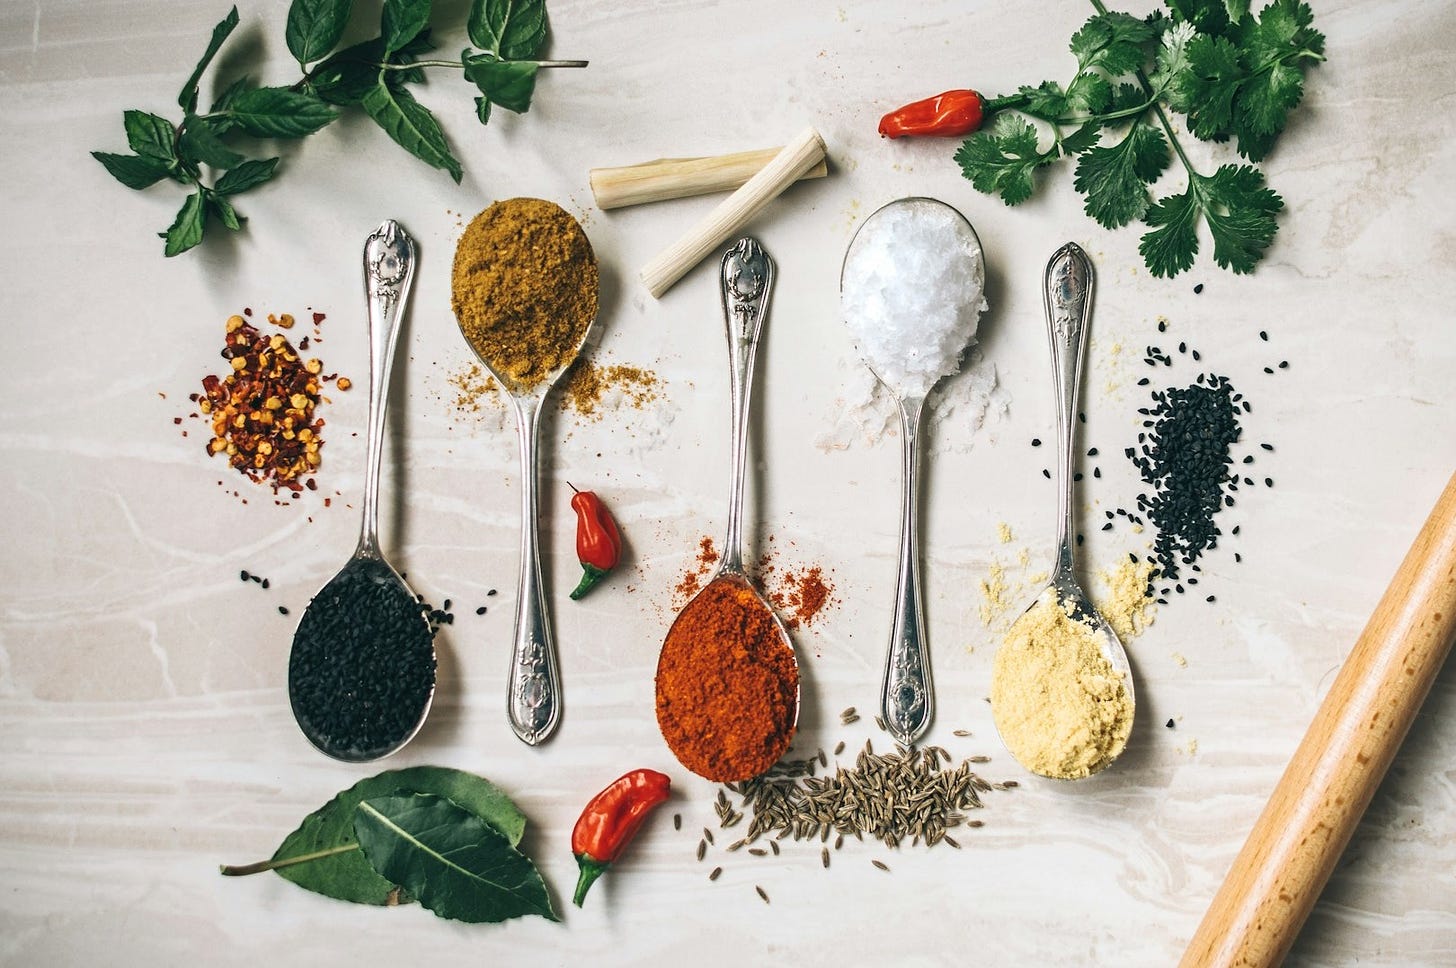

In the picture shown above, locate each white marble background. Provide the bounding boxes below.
[2,0,1454,965]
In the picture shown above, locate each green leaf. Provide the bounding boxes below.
[1199,163,1282,273]
[1065,70,1112,115]
[286,0,354,66]
[1069,11,1156,76]
[468,0,547,59]
[1058,121,1102,156]
[354,794,557,923]
[1148,21,1196,96]
[1166,0,1232,37]
[953,114,1053,206]
[124,110,178,163]
[1139,186,1202,278]
[382,0,431,54]
[206,191,244,230]
[209,75,251,113]
[162,191,207,256]
[1224,0,1251,23]
[179,6,240,114]
[1015,80,1069,120]
[271,767,526,905]
[462,53,538,113]
[178,115,245,168]
[92,151,171,189]
[227,87,338,137]
[1073,121,1170,228]
[214,157,279,195]
[360,82,462,182]
[1171,34,1243,135]
[310,39,385,105]
[474,96,492,124]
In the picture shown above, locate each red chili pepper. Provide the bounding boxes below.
[568,485,622,600]
[878,89,985,139]
[571,768,671,907]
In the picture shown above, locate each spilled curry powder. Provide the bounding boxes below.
[656,576,798,782]
[452,198,598,392]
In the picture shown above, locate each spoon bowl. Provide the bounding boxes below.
[287,220,436,762]
[841,197,986,746]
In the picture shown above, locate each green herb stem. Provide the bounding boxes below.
[219,842,359,876]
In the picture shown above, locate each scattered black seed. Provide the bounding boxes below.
[1263,366,1274,374]
[1074,473,1084,482]
[1093,467,1101,478]
[1265,478,1274,487]
[1078,411,1086,423]
[1076,534,1084,546]
[287,559,437,759]
[476,606,487,615]
[1137,377,1150,386]
[1243,455,1254,464]
[1234,553,1242,563]
[1259,330,1268,341]
[755,885,769,903]
[1101,522,1113,531]
[251,574,263,584]
[1088,447,1099,456]
[240,570,251,582]
[1206,595,1216,602]
[1178,341,1187,354]
[1158,319,1167,332]
[1042,469,1051,479]
[1192,350,1201,361]
[1278,360,1289,369]
[674,813,682,831]
[1032,438,1042,447]
[1260,443,1273,451]
[261,578,271,589]
[278,605,289,615]
[1193,283,1204,294]
[487,588,498,596]
[1166,719,1176,729]
[442,599,452,611]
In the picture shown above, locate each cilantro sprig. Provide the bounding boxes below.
[953,0,1324,277]
[92,0,584,257]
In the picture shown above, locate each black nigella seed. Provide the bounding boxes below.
[1206,595,1216,603]
[278,605,289,615]
[1265,478,1274,487]
[240,570,251,582]
[251,574,263,584]
[1158,320,1167,332]
[442,599,452,611]
[1278,361,1289,369]
[1166,719,1176,728]
[1243,455,1255,464]
[1032,438,1042,447]
[1078,412,1086,423]
[1261,443,1274,451]
[1074,473,1084,482]
[1192,350,1201,361]
[1193,284,1204,294]
[1043,469,1051,479]
[261,578,270,589]
[476,606,488,615]
[1101,522,1113,531]
[1094,467,1101,478]
[1138,377,1150,386]
[1264,367,1274,374]
[1088,447,1099,456]
[1233,525,1241,535]
[1235,553,1242,562]
[1178,342,1187,354]
[487,588,498,596]
[1259,330,1269,341]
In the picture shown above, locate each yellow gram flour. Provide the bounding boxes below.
[991,591,1134,779]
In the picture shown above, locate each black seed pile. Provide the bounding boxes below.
[1125,374,1245,583]
[288,559,437,760]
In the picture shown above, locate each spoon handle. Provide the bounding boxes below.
[1043,242,1094,580]
[506,393,561,745]
[882,397,933,746]
[358,220,416,557]
[719,238,774,572]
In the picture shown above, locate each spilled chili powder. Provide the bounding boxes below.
[672,536,720,607]
[656,576,798,782]
[767,565,834,631]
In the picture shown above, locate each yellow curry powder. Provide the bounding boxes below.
[451,198,598,392]
[991,591,1134,779]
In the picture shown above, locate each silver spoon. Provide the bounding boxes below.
[287,220,435,762]
[455,232,597,748]
[655,238,800,781]
[994,242,1135,778]
[841,197,985,746]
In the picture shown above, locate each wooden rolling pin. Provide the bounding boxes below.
[590,146,828,210]
[1179,469,1456,967]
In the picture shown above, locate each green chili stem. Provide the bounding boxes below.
[219,842,359,876]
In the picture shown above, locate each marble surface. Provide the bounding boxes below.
[2,0,1455,964]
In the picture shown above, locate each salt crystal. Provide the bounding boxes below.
[841,201,987,401]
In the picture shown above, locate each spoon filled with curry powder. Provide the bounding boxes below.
[453,198,598,745]
[655,239,800,782]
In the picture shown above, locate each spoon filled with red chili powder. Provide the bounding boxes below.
[655,239,799,782]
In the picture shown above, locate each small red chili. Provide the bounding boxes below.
[568,485,622,600]
[878,89,985,139]
[571,768,671,907]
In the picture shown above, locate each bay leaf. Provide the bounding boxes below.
[272,766,526,905]
[354,793,558,923]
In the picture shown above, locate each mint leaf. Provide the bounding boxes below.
[228,87,338,137]
[92,151,171,189]
[179,6,240,114]
[468,0,546,60]
[310,39,385,105]
[954,114,1052,205]
[286,0,354,66]
[124,110,178,162]
[178,115,245,169]
[360,82,462,181]
[209,75,251,113]
[1069,11,1156,76]
[1199,163,1282,273]
[382,0,431,54]
[162,191,207,256]
[354,794,557,924]
[214,157,279,195]
[206,191,244,230]
[474,96,492,124]
[1074,121,1169,228]
[462,54,538,113]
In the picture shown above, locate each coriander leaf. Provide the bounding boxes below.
[206,191,244,230]
[1224,0,1250,25]
[360,82,462,182]
[1069,11,1156,76]
[1168,34,1242,134]
[1074,121,1169,228]
[214,157,279,195]
[227,87,338,137]
[954,114,1052,206]
[162,191,207,256]
[462,53,538,114]
[178,115,245,169]
[468,0,546,60]
[354,794,557,924]
[1148,20,1196,95]
[271,767,528,906]
[310,39,386,105]
[1166,0,1232,37]
[92,151,171,189]
[124,110,178,163]
[1065,70,1112,115]
[179,6,240,114]
[1016,80,1068,120]
[1059,121,1102,156]
[1139,186,1201,278]
[1199,163,1282,273]
[382,0,431,55]
[286,0,354,66]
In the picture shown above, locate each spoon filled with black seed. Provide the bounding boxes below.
[287,221,436,762]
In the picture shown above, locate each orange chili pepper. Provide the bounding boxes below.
[878,89,985,138]
[571,768,671,907]
[568,485,622,600]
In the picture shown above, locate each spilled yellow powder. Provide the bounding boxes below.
[997,522,1014,544]
[991,591,1134,779]
[1094,555,1157,642]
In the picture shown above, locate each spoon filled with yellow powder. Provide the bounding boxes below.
[991,244,1134,780]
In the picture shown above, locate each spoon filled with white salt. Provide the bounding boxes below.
[841,197,987,746]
